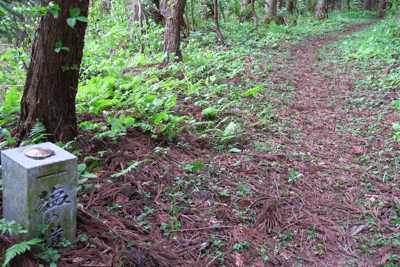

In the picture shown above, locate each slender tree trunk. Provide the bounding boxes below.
[377,0,385,16]
[184,6,190,36]
[251,0,258,28]
[363,0,371,10]
[370,0,376,10]
[18,0,89,142]
[191,0,194,30]
[315,0,327,18]
[338,0,343,9]
[387,2,392,9]
[213,0,224,41]
[162,0,186,64]
[287,0,294,13]
[263,0,278,22]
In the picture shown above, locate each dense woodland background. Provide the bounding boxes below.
[0,0,400,266]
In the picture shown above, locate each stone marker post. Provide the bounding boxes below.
[2,142,77,247]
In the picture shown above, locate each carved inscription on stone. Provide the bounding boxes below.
[49,225,64,247]
[35,185,72,213]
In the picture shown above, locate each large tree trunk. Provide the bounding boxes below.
[287,0,294,13]
[251,0,258,28]
[18,0,89,142]
[214,0,224,41]
[162,0,186,64]
[377,0,386,16]
[263,0,277,22]
[315,0,327,18]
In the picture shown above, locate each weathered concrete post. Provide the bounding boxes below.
[2,142,77,247]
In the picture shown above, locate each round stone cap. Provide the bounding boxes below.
[25,147,54,160]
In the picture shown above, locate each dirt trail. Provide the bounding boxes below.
[2,22,400,267]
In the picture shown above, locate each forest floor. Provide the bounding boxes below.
[1,21,400,267]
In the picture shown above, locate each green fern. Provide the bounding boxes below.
[1,86,21,114]
[28,119,51,143]
[162,115,188,135]
[5,86,20,108]
[2,238,43,267]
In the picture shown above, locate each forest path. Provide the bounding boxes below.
[9,22,398,267]
[251,21,400,266]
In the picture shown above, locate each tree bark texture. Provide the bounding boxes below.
[315,0,327,18]
[377,0,385,16]
[18,0,89,142]
[263,0,277,22]
[214,0,224,41]
[162,0,186,63]
[363,0,371,10]
[286,0,293,13]
[251,0,258,28]
[370,0,376,10]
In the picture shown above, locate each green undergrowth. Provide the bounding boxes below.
[73,9,377,143]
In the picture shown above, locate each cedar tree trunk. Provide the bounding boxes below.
[18,0,89,142]
[287,0,294,13]
[162,0,186,64]
[214,0,224,41]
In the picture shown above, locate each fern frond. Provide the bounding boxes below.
[29,119,46,139]
[5,86,21,109]
[2,238,43,267]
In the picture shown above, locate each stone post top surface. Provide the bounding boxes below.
[1,142,76,168]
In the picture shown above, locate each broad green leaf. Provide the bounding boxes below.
[38,7,47,15]
[70,7,80,18]
[67,17,76,29]
[76,16,89,22]
[229,148,241,153]
[81,172,97,178]
[77,163,86,173]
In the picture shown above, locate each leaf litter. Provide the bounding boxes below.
[1,22,400,266]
